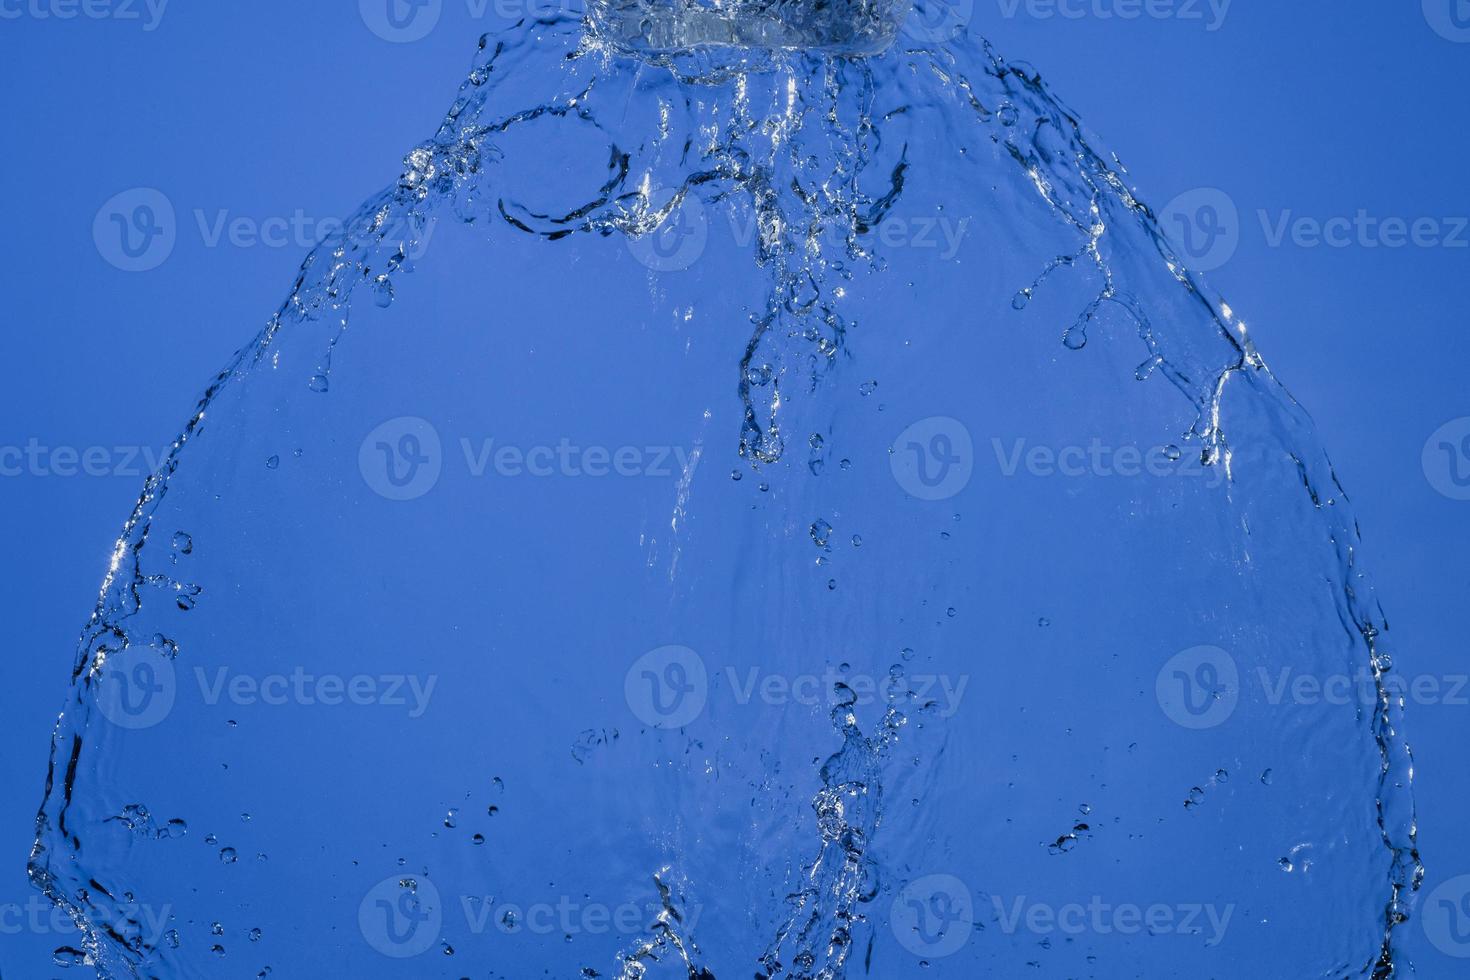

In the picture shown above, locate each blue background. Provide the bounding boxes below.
[1,1,1466,973]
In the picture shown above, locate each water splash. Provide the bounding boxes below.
[32,6,1419,977]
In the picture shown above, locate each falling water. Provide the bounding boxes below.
[32,3,1419,977]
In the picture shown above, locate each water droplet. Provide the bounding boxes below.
[52,947,87,968]
[372,274,394,308]
[810,519,833,548]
